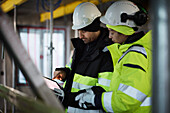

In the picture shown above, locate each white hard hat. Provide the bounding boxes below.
[100,0,140,27]
[72,2,101,30]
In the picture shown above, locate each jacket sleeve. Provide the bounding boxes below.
[101,49,151,112]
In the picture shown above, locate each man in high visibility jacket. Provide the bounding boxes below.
[53,2,113,113]
[74,1,152,113]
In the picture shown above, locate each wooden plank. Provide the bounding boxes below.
[0,84,62,113]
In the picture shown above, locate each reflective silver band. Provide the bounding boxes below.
[140,97,151,106]
[72,82,93,90]
[118,83,147,102]
[98,78,111,87]
[118,46,147,63]
[103,92,114,112]
[102,46,109,52]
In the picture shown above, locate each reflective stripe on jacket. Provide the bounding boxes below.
[101,30,152,113]
[71,72,113,92]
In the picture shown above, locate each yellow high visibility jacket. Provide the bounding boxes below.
[101,31,152,113]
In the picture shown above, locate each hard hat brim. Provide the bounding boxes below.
[100,16,109,25]
[72,22,92,30]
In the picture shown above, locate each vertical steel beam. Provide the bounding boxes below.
[151,0,170,112]
[0,9,64,113]
[49,0,54,77]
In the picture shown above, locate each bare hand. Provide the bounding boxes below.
[52,70,66,81]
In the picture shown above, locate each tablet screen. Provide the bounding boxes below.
[43,77,62,90]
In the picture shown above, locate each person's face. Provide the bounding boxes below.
[78,30,100,44]
[108,28,128,44]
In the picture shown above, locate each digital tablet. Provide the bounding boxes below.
[43,77,63,90]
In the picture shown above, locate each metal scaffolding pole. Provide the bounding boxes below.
[151,0,170,112]
[0,9,64,113]
[48,0,54,77]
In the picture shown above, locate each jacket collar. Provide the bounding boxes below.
[124,31,145,44]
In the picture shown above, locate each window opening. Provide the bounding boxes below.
[17,27,66,85]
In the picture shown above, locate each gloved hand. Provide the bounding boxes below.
[75,86,105,109]
[75,90,95,109]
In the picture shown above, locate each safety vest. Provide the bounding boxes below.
[101,31,152,113]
